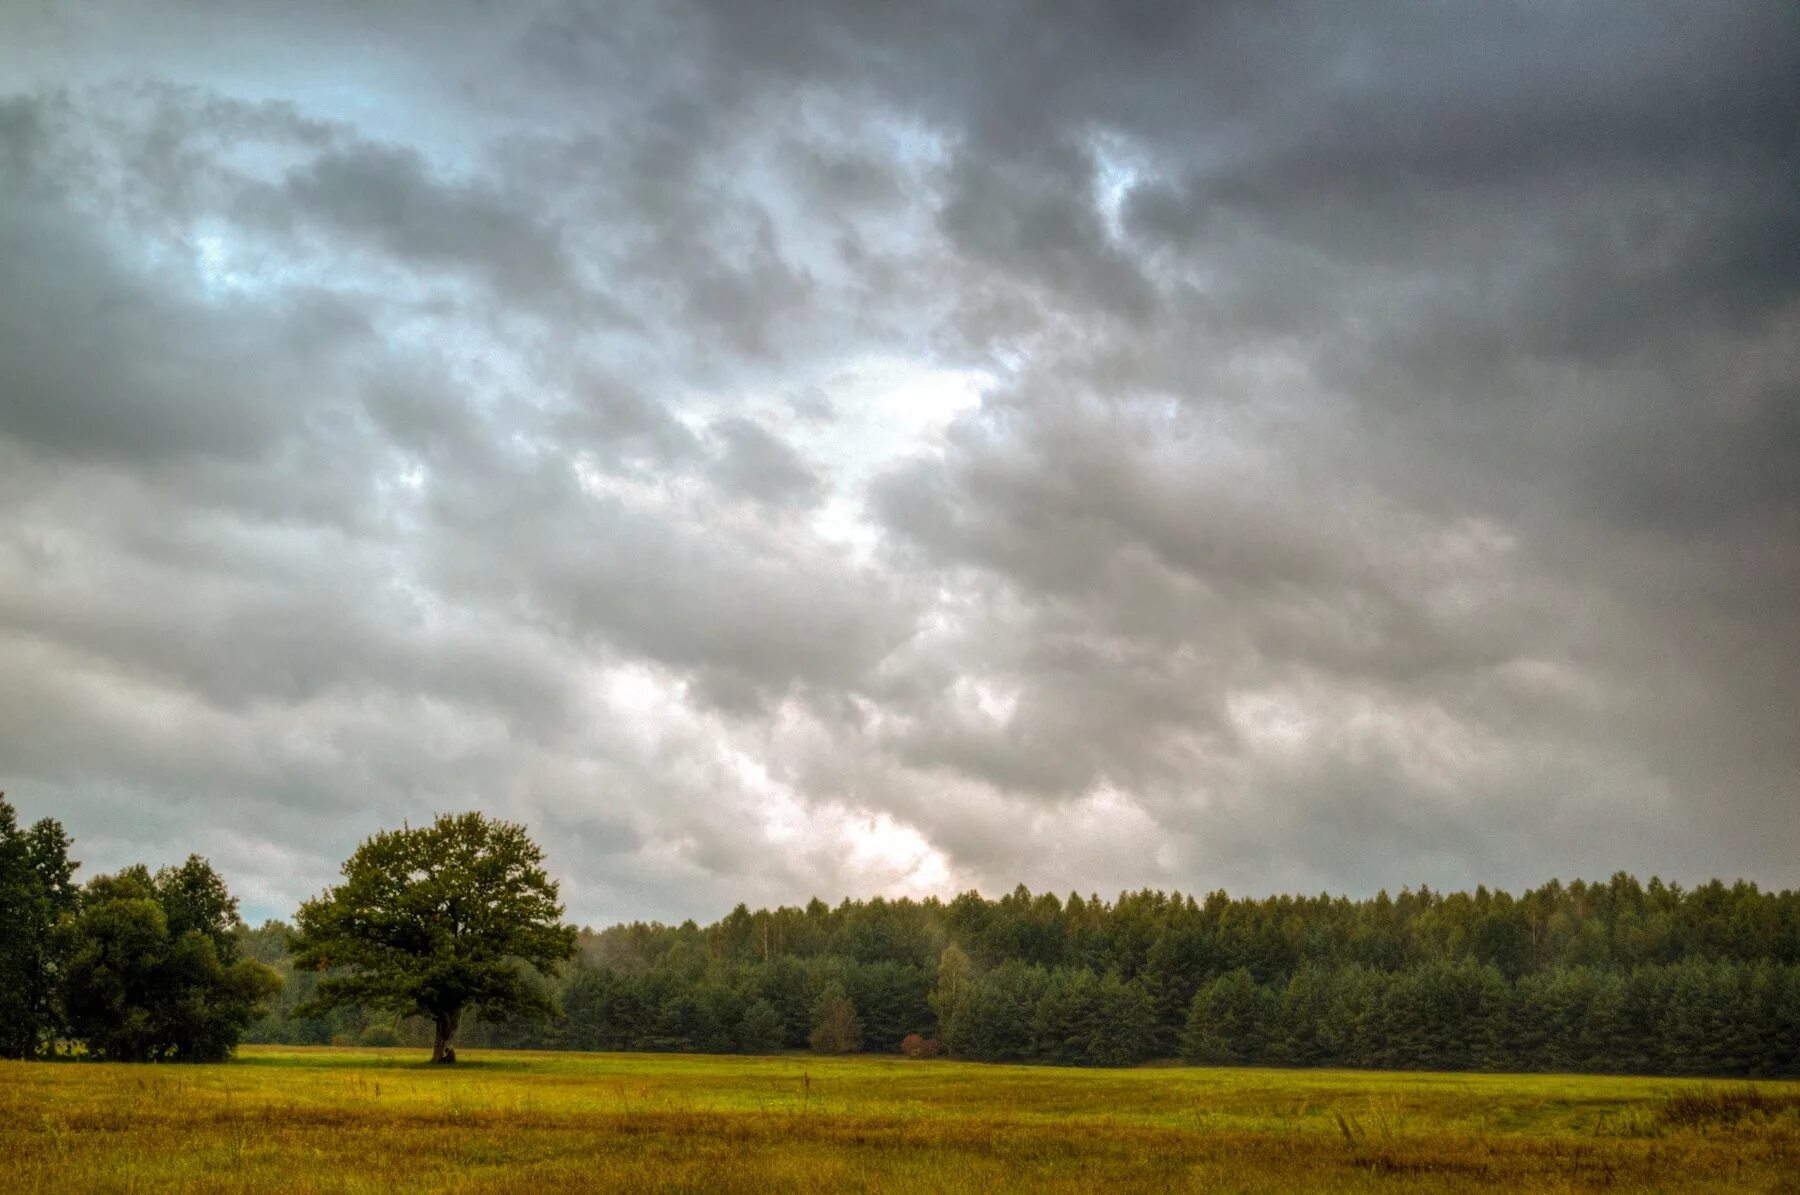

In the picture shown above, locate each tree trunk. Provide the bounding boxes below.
[431,1009,462,1064]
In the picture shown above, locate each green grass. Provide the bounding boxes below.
[4,1047,1798,1192]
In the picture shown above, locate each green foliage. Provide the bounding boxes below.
[755,954,816,1047]
[560,966,636,1051]
[1182,968,1276,1065]
[1164,958,1800,1077]
[808,984,862,1054]
[736,998,785,1053]
[240,872,1800,1076]
[956,961,1050,1062]
[290,812,577,1063]
[57,858,280,1061]
[929,944,974,1053]
[155,855,244,964]
[0,796,79,1059]
[1033,969,1103,1065]
[843,959,933,1051]
[1033,969,1159,1066]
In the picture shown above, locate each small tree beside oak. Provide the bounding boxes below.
[291,812,576,1063]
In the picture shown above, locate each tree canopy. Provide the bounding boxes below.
[8,784,1797,1078]
[291,811,577,1062]
[59,858,280,1062]
[0,794,79,1059]
[250,874,1800,1075]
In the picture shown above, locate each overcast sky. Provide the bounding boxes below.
[1,1,1795,925]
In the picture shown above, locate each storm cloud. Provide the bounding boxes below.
[0,0,1794,923]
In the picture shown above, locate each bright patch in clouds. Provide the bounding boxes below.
[0,0,1793,925]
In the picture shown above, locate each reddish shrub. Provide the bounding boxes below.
[900,1034,941,1059]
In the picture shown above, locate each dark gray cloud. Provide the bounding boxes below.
[271,141,593,312]
[706,416,825,511]
[0,0,1794,923]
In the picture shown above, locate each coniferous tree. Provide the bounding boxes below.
[1033,969,1102,1065]
[1181,969,1275,1065]
[1276,964,1334,1066]
[755,954,816,1048]
[737,998,785,1053]
[1089,972,1159,1066]
[232,872,1800,1075]
[958,961,1049,1062]
[846,960,933,1051]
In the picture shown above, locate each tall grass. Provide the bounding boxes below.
[2,1047,1796,1192]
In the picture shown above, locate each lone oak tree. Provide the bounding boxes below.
[291,812,576,1063]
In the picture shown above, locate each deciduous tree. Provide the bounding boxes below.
[929,944,973,1054]
[808,983,862,1053]
[0,795,79,1058]
[59,860,279,1061]
[291,812,576,1063]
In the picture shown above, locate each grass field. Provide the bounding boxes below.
[3,1047,1798,1193]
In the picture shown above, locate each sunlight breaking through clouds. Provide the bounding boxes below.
[0,0,1795,924]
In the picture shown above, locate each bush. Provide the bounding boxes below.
[900,1033,941,1058]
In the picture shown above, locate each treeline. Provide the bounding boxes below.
[0,796,280,1061]
[1176,959,1797,1075]
[7,790,1797,1073]
[244,875,1800,1075]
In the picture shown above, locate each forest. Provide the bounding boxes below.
[7,794,1797,1074]
[241,873,1800,1076]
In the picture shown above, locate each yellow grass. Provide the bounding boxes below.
[3,1047,1798,1192]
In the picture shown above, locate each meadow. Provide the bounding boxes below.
[3,1048,1798,1193]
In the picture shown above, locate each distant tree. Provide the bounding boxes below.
[1140,916,1213,1054]
[755,954,816,1047]
[1375,959,1507,1070]
[1033,968,1102,1065]
[58,860,279,1061]
[290,812,577,1064]
[0,795,80,1058]
[235,920,296,966]
[693,977,747,1052]
[233,870,1800,1076]
[1180,968,1275,1065]
[1089,973,1159,1066]
[358,1022,402,1047]
[736,998,785,1053]
[929,944,974,1054]
[1275,964,1334,1066]
[845,960,933,1051]
[562,967,638,1051]
[653,988,707,1051]
[1316,964,1386,1067]
[957,961,1050,1062]
[808,983,863,1053]
[559,967,613,1051]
